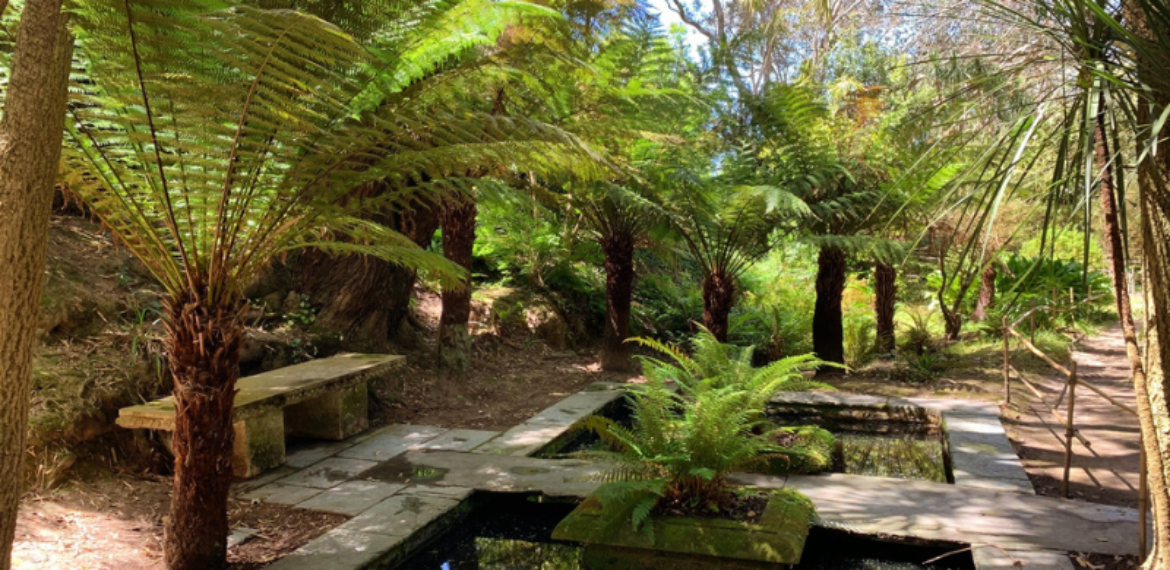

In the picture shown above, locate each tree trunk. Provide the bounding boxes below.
[971,263,997,322]
[163,294,243,570]
[289,202,439,351]
[874,262,897,355]
[942,306,963,340]
[1133,103,1170,570]
[702,268,735,343]
[600,230,635,371]
[1124,3,1170,564]
[1095,99,1170,569]
[813,246,847,370]
[437,195,477,371]
[0,4,72,568]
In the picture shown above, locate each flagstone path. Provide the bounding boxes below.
[246,382,1138,570]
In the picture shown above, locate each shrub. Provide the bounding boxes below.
[577,329,827,536]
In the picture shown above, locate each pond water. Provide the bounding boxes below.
[834,429,948,483]
[542,415,950,483]
[393,494,975,570]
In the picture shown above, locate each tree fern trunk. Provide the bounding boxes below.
[164,294,243,570]
[813,246,846,371]
[874,262,896,355]
[600,229,635,371]
[438,195,477,372]
[0,4,71,568]
[702,268,735,343]
[289,201,439,351]
[971,263,996,322]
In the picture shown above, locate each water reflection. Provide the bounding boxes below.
[836,431,947,483]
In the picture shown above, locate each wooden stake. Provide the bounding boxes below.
[1140,441,1148,557]
[1002,316,1011,406]
[1061,361,1078,499]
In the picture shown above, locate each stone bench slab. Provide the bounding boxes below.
[116,354,404,430]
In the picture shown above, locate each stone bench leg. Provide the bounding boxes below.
[284,383,369,441]
[233,408,286,479]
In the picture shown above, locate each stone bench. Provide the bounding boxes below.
[117,353,405,478]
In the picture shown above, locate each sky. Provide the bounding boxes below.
[645,0,708,53]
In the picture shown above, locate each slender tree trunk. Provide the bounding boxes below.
[874,262,897,355]
[813,246,847,370]
[0,4,72,567]
[942,306,963,340]
[1095,100,1170,569]
[600,230,635,371]
[438,195,477,371]
[163,294,243,570]
[1124,4,1170,565]
[702,268,735,343]
[972,263,997,322]
[1134,110,1170,570]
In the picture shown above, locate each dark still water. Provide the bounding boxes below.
[392,494,974,570]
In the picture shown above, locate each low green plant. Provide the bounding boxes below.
[577,329,826,537]
[899,305,938,356]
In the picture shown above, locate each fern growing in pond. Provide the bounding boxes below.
[577,329,831,537]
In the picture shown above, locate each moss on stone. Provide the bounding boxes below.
[763,426,837,475]
[552,484,815,565]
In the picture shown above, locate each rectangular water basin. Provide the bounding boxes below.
[392,493,975,570]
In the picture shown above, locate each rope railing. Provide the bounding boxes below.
[1000,315,1147,555]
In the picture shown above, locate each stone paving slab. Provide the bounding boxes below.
[418,429,498,451]
[729,472,1139,557]
[294,480,405,516]
[240,483,322,506]
[946,413,1034,494]
[472,383,623,457]
[524,389,624,425]
[265,528,405,570]
[285,439,360,469]
[339,493,463,536]
[471,422,575,456]
[405,450,607,499]
[396,485,474,501]
[337,425,447,461]
[972,548,1075,569]
[274,457,379,489]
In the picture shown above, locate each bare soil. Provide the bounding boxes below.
[15,334,640,569]
[13,475,344,570]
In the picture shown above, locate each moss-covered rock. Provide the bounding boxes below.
[762,425,837,475]
[552,484,814,566]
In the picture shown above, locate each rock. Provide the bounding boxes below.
[527,305,568,350]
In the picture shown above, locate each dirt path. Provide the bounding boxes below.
[1005,325,1143,506]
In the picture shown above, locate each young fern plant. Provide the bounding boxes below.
[578,328,830,537]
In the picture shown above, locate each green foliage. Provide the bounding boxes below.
[579,329,828,518]
[993,254,1114,329]
[64,0,603,309]
[767,426,838,475]
[729,244,817,361]
[842,277,877,367]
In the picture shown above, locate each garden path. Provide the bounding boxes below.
[1008,325,1144,506]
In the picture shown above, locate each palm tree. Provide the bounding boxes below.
[64,2,598,567]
